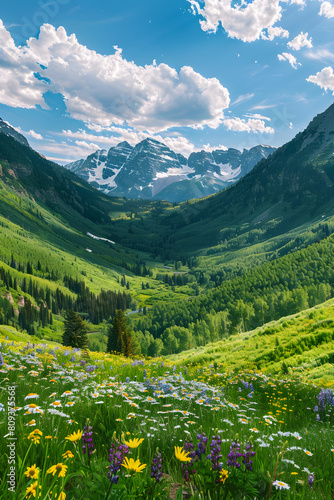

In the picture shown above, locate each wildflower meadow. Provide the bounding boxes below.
[0,340,333,499]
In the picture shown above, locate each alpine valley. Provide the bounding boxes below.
[1,102,334,356]
[1,103,334,499]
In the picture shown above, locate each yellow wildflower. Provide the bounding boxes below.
[24,464,39,480]
[65,430,83,444]
[219,469,229,484]
[47,463,68,478]
[174,446,191,462]
[25,481,41,498]
[123,438,144,448]
[122,457,146,473]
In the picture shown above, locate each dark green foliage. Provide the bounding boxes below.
[0,262,131,334]
[62,310,88,349]
[107,310,139,357]
[131,235,334,350]
[0,295,14,325]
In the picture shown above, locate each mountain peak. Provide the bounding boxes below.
[115,141,132,149]
[0,119,30,149]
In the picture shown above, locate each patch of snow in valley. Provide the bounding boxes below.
[87,232,115,244]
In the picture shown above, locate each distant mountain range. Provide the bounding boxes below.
[65,139,275,202]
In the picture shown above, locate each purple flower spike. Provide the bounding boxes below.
[151,452,163,482]
[82,425,95,455]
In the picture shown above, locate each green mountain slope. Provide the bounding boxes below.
[169,297,334,385]
[137,102,334,257]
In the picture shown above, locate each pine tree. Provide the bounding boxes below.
[107,310,137,356]
[62,311,88,349]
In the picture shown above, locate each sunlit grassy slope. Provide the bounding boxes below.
[169,299,334,386]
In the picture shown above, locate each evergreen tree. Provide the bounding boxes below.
[107,310,137,356]
[62,311,88,349]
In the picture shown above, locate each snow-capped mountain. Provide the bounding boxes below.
[65,138,275,202]
[0,118,30,148]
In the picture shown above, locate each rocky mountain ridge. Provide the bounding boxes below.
[66,138,275,202]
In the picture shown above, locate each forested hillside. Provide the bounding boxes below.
[130,235,334,355]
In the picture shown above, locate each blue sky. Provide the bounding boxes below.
[0,0,334,163]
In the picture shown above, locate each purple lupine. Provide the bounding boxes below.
[317,389,334,410]
[316,388,334,421]
[70,355,75,362]
[82,425,95,455]
[86,365,96,373]
[227,442,242,469]
[195,434,207,459]
[80,359,86,366]
[151,452,163,482]
[181,441,196,481]
[108,443,129,484]
[0,351,4,367]
[242,443,256,471]
[308,473,315,487]
[207,435,222,471]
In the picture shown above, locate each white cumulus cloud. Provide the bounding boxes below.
[223,117,274,133]
[290,0,306,6]
[187,0,284,42]
[261,26,289,41]
[0,21,230,132]
[277,52,301,69]
[0,20,47,109]
[306,66,334,93]
[287,32,313,50]
[319,1,334,18]
[28,130,43,140]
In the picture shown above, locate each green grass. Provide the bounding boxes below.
[0,337,333,499]
[168,298,334,386]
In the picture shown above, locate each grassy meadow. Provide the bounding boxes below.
[0,322,333,499]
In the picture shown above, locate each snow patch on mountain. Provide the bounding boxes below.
[154,164,195,179]
[87,232,115,244]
